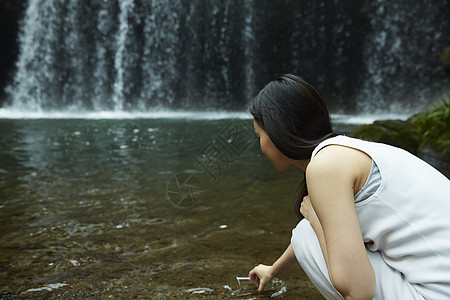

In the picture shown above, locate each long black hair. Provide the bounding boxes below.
[249,74,338,219]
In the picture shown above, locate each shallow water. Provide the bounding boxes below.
[0,118,360,299]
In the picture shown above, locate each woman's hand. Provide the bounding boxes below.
[248,244,297,293]
[300,195,318,223]
[249,264,275,292]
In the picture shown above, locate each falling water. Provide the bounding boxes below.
[357,1,449,112]
[8,1,63,111]
[113,0,133,111]
[4,0,449,114]
[242,0,256,101]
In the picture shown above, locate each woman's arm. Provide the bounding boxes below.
[300,195,329,267]
[306,146,375,300]
[249,243,297,292]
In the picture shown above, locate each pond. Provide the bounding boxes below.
[0,117,357,299]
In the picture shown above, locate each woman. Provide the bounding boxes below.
[248,74,450,299]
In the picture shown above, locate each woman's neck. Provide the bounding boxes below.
[293,159,310,172]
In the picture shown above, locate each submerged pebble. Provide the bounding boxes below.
[69,259,80,266]
[186,287,214,294]
[22,283,67,294]
[270,286,287,298]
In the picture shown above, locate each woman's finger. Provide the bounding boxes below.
[249,269,259,283]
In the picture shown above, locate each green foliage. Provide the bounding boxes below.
[409,98,450,153]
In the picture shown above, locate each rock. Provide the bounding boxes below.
[350,100,449,177]
[350,119,420,155]
[408,101,450,176]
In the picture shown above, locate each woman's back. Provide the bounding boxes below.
[312,136,450,299]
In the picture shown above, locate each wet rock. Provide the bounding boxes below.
[350,119,420,155]
[350,100,450,177]
[408,100,450,176]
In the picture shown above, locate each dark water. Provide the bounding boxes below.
[2,118,355,299]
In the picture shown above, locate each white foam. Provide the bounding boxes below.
[331,113,411,125]
[0,108,412,124]
[0,109,252,120]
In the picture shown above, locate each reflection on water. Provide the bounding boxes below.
[1,119,355,299]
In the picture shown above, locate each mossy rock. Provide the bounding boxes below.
[408,99,450,154]
[350,119,420,155]
[408,99,450,174]
[350,99,449,177]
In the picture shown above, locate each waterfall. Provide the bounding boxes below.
[242,0,255,101]
[4,0,449,114]
[356,1,449,112]
[112,0,133,111]
[8,0,64,111]
[92,1,117,111]
[139,0,180,110]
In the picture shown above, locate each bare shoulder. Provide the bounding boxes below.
[306,145,372,188]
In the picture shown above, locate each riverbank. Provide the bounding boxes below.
[350,98,450,177]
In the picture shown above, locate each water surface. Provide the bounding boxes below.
[0,118,359,299]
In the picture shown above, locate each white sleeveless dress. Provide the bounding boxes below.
[291,136,450,299]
